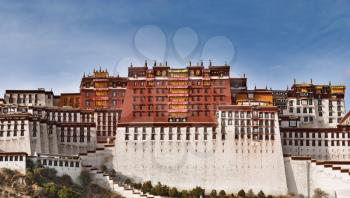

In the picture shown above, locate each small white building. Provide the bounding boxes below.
[0,152,27,174]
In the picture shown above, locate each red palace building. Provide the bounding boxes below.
[119,61,232,124]
[80,68,127,109]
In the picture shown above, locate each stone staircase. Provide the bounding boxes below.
[79,143,165,198]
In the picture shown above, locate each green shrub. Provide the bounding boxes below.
[219,190,226,197]
[238,189,246,197]
[78,170,92,188]
[191,186,205,197]
[257,190,265,198]
[60,174,73,186]
[141,181,153,193]
[43,182,59,198]
[313,188,329,198]
[246,189,254,198]
[210,189,218,197]
[169,187,180,197]
[57,187,79,198]
[180,190,189,198]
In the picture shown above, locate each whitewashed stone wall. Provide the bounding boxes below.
[283,98,345,128]
[284,157,350,198]
[281,130,350,161]
[0,153,27,174]
[30,154,83,184]
[114,109,288,195]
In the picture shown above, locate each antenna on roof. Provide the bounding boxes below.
[200,60,203,67]
[189,61,192,67]
[165,61,168,67]
[310,78,313,84]
[145,60,147,67]
[130,62,133,67]
[209,59,212,67]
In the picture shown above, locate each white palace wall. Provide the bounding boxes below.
[284,157,350,198]
[114,109,288,195]
[0,153,27,174]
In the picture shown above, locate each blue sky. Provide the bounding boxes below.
[0,0,349,109]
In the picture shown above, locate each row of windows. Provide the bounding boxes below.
[84,100,122,107]
[132,87,226,95]
[131,110,216,117]
[0,124,25,130]
[97,131,116,137]
[221,111,275,119]
[288,99,343,106]
[282,132,350,139]
[125,132,276,141]
[0,155,24,161]
[60,135,91,143]
[7,93,40,104]
[132,80,226,87]
[126,126,211,133]
[126,132,224,141]
[0,130,25,137]
[224,120,275,127]
[83,82,126,89]
[283,139,350,147]
[233,127,275,134]
[48,113,95,123]
[40,159,80,167]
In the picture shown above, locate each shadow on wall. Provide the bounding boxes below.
[284,158,299,195]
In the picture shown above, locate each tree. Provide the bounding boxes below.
[210,190,218,197]
[78,170,92,187]
[43,182,59,198]
[26,159,35,170]
[180,190,189,198]
[60,174,73,186]
[141,181,153,193]
[257,190,265,198]
[191,186,205,197]
[313,188,329,198]
[219,190,226,197]
[125,178,131,185]
[246,189,254,198]
[33,187,47,198]
[169,187,180,197]
[57,187,79,198]
[238,189,246,198]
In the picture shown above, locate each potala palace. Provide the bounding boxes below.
[1,62,350,197]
